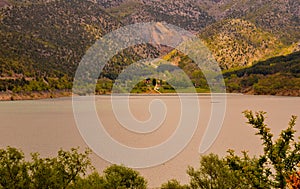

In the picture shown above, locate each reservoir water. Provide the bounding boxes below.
[0,94,299,188]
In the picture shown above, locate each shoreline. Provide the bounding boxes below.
[1,91,299,101]
[0,90,72,101]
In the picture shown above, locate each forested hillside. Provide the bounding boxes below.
[0,0,120,77]
[120,0,215,32]
[0,0,299,99]
[200,19,284,69]
[197,0,300,44]
[225,51,300,96]
[0,0,158,99]
[107,0,299,68]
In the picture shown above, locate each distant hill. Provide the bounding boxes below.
[0,0,158,78]
[198,0,300,45]
[107,0,215,32]
[199,19,284,69]
[105,0,299,45]
[0,0,120,77]
[96,0,129,8]
[104,0,299,69]
[0,0,158,98]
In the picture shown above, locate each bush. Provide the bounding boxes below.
[244,111,300,188]
[187,111,299,189]
[0,148,148,189]
[69,172,105,189]
[1,111,299,189]
[0,147,30,189]
[188,153,249,189]
[71,164,147,189]
[101,164,147,189]
[29,148,92,189]
[0,147,92,189]
[161,179,189,189]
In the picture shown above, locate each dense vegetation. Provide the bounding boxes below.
[163,49,300,96]
[196,0,300,44]
[0,0,158,98]
[0,0,299,99]
[1,111,299,188]
[0,0,119,77]
[1,49,299,98]
[0,147,147,189]
[225,51,300,96]
[185,111,300,189]
[105,0,300,45]
[199,19,284,69]
[111,0,299,69]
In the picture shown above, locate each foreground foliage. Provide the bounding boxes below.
[163,111,300,189]
[0,148,146,189]
[69,165,147,189]
[1,111,299,188]
[244,111,300,188]
[0,147,92,189]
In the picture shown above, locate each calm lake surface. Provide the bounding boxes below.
[0,94,299,188]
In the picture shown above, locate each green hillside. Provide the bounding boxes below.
[108,0,299,45]
[200,19,284,69]
[0,0,121,78]
[0,0,159,98]
[225,51,300,96]
[196,0,300,45]
[107,0,299,69]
